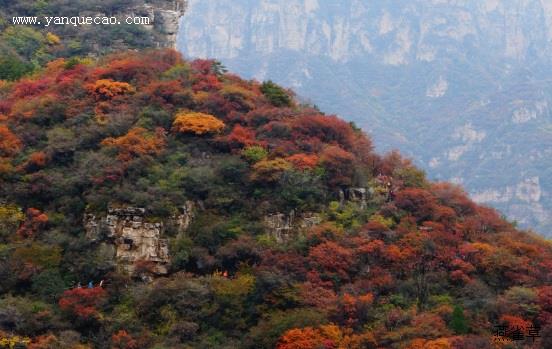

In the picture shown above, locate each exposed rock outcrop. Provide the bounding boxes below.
[84,204,195,276]
[80,0,187,49]
[85,207,170,275]
[139,0,188,48]
[339,187,369,209]
[171,201,195,235]
[264,210,322,242]
[263,187,372,242]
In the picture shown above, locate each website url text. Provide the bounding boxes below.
[11,16,151,27]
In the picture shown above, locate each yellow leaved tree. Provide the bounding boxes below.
[172,112,225,135]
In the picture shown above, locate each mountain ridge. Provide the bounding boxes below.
[178,0,552,235]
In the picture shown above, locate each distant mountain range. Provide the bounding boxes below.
[178,0,552,235]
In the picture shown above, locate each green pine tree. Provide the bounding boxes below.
[450,305,469,334]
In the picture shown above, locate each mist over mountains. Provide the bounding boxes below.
[178,0,552,235]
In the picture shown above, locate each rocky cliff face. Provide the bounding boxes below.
[179,0,552,63]
[178,0,552,235]
[80,0,187,49]
[136,0,188,48]
[263,188,369,241]
[264,211,321,242]
[84,205,194,277]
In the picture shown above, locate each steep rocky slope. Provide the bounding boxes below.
[178,0,552,235]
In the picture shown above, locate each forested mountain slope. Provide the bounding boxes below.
[1,50,552,348]
[178,0,552,235]
[0,0,186,81]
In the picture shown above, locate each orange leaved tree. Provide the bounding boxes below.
[111,330,138,349]
[17,208,49,239]
[286,153,319,170]
[172,111,225,135]
[277,327,332,349]
[101,127,166,161]
[250,158,292,182]
[90,79,135,100]
[0,124,22,157]
[277,325,376,349]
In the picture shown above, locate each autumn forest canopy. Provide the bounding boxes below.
[0,48,552,349]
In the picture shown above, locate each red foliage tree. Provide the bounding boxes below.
[190,59,220,75]
[111,330,138,349]
[16,208,48,239]
[308,241,354,284]
[259,250,308,278]
[431,182,476,216]
[219,124,261,149]
[394,188,437,223]
[431,205,456,227]
[277,325,374,349]
[0,124,22,157]
[285,153,319,170]
[97,50,180,85]
[335,292,374,328]
[10,77,52,99]
[537,286,552,324]
[355,238,385,264]
[193,74,222,92]
[299,282,338,310]
[350,133,377,175]
[277,327,333,349]
[141,80,192,107]
[377,150,412,176]
[58,287,107,320]
[21,151,48,172]
[190,59,224,92]
[319,145,355,187]
[27,334,58,349]
[245,106,291,126]
[292,114,356,150]
[499,314,531,329]
[449,258,475,284]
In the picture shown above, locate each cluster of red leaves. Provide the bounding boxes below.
[0,124,22,157]
[20,151,49,172]
[190,59,222,92]
[319,145,355,186]
[277,327,335,349]
[111,330,138,349]
[16,208,48,239]
[93,50,182,86]
[308,240,354,283]
[102,127,167,161]
[58,287,107,320]
[291,114,356,150]
[285,153,319,170]
[277,325,376,349]
[27,334,58,349]
[218,124,264,150]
